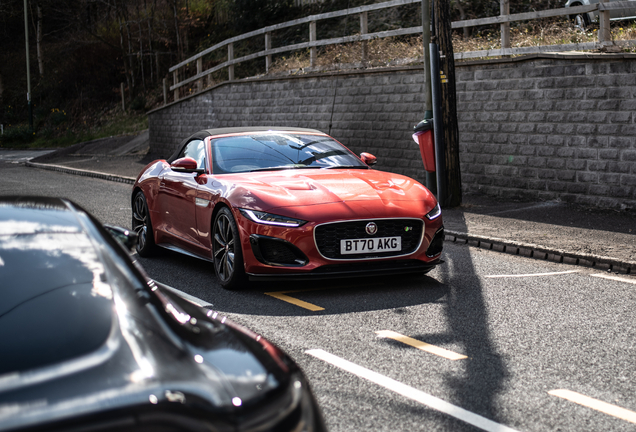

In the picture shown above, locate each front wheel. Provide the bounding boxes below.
[132,191,156,257]
[212,207,247,290]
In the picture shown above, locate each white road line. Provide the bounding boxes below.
[156,282,213,307]
[485,270,580,278]
[306,349,519,432]
[591,273,636,285]
[549,389,636,424]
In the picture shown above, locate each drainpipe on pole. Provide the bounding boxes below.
[421,0,436,192]
[429,1,447,207]
[430,43,446,206]
[422,0,432,121]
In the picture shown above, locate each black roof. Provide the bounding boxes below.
[168,126,327,162]
[203,126,324,136]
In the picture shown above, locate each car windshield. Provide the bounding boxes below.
[210,132,367,174]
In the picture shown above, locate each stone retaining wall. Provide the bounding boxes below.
[148,53,636,210]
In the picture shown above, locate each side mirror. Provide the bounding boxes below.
[360,152,377,166]
[171,157,205,174]
[104,225,138,252]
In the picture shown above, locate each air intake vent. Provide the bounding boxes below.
[250,235,308,267]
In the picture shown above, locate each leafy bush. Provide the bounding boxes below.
[130,96,147,111]
[0,125,34,147]
[50,109,67,126]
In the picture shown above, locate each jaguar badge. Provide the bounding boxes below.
[365,222,378,235]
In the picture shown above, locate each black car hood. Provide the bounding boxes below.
[0,199,299,431]
[0,232,114,375]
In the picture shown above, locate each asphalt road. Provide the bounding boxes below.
[2,157,636,432]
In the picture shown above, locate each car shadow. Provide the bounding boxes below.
[139,250,451,315]
[141,212,508,423]
[450,194,636,234]
[431,211,508,423]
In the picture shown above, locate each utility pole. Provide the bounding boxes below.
[432,0,462,207]
[24,0,33,133]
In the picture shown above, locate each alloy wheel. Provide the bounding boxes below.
[132,192,155,256]
[213,212,235,282]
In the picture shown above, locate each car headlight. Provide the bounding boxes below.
[425,203,441,220]
[239,209,307,227]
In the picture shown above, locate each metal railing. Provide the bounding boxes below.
[166,0,636,103]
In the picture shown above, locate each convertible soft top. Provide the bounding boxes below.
[168,126,325,162]
[205,126,324,136]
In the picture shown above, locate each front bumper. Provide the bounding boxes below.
[247,257,443,281]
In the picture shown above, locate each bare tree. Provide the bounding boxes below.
[170,0,182,61]
[454,0,470,38]
[36,3,44,76]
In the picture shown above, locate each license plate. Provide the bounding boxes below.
[340,237,402,255]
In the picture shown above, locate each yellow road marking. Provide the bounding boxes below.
[376,330,467,360]
[265,292,325,311]
[591,273,636,285]
[549,389,636,424]
[264,281,385,311]
[485,270,579,278]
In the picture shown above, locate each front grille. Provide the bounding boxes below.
[314,219,423,259]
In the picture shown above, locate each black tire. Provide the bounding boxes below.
[574,13,590,29]
[132,191,156,257]
[569,6,590,30]
[212,207,247,290]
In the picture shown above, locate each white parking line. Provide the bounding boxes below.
[156,282,213,307]
[306,349,519,432]
[485,270,580,278]
[549,389,636,424]
[591,273,636,285]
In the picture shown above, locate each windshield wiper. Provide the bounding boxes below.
[249,165,323,172]
[323,165,369,169]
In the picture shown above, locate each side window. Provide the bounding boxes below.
[179,140,206,171]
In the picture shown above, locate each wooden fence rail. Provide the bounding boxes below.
[167,0,636,103]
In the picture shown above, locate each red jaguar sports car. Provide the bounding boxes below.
[132,127,444,289]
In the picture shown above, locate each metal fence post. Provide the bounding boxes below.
[163,78,167,105]
[228,43,235,80]
[310,21,317,67]
[155,52,160,83]
[599,0,610,42]
[500,0,510,56]
[197,57,203,92]
[265,32,272,73]
[121,82,126,111]
[173,70,179,101]
[360,11,368,63]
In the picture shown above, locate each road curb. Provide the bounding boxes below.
[25,161,136,185]
[445,229,634,275]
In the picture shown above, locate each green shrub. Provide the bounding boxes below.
[50,109,67,126]
[130,96,146,111]
[0,125,34,146]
